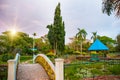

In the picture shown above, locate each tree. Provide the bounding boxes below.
[99,36,115,45]
[47,24,54,49]
[47,3,65,55]
[68,37,79,51]
[91,32,98,42]
[35,35,51,53]
[116,34,120,51]
[99,36,116,52]
[76,28,87,53]
[15,32,33,55]
[0,31,33,55]
[102,0,120,17]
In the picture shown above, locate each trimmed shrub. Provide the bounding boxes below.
[108,64,120,75]
[2,54,14,62]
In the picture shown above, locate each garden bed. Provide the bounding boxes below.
[0,64,8,80]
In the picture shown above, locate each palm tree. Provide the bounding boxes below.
[33,33,36,37]
[102,0,120,17]
[76,28,87,53]
[91,32,97,42]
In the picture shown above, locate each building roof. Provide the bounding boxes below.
[88,39,109,51]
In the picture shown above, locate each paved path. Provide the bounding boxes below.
[17,64,49,80]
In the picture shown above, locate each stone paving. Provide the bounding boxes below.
[17,63,49,80]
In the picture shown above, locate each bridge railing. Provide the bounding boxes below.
[34,54,64,80]
[7,53,20,80]
[35,54,55,80]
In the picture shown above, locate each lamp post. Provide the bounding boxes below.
[32,33,36,63]
[32,33,36,54]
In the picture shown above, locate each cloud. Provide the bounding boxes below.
[112,20,120,28]
[0,4,9,10]
[31,20,42,26]
[0,0,119,44]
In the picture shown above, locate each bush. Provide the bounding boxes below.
[64,47,74,55]
[91,68,103,76]
[65,65,82,80]
[73,51,81,55]
[108,64,120,75]
[2,54,14,62]
[46,52,55,56]
[20,56,32,62]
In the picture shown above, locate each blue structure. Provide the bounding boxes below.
[88,39,109,51]
[88,39,109,61]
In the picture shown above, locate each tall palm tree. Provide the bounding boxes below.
[76,28,87,53]
[102,0,120,17]
[91,32,97,42]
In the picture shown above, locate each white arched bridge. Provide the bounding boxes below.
[7,53,64,80]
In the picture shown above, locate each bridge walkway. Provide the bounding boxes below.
[17,63,49,80]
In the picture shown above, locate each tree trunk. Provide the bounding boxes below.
[80,42,82,54]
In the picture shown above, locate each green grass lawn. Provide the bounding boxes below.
[0,55,33,64]
[64,60,120,80]
[0,55,7,64]
[20,56,32,62]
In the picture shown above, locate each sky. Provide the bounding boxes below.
[0,0,120,44]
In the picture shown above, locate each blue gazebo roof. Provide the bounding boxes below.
[88,39,109,51]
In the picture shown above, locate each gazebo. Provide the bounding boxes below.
[88,39,109,61]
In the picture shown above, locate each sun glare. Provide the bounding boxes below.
[10,28,17,36]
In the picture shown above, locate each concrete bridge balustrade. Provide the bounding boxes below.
[7,53,64,80]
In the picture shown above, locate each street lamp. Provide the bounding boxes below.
[32,33,36,54]
[32,33,36,63]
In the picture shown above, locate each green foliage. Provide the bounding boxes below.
[65,63,104,79]
[47,25,55,49]
[91,68,103,76]
[64,46,74,55]
[76,28,87,48]
[47,3,65,55]
[76,28,87,41]
[98,36,116,52]
[92,63,103,69]
[107,53,116,58]
[1,54,14,62]
[0,65,7,80]
[99,36,116,45]
[73,51,81,55]
[20,56,32,62]
[116,34,120,52]
[46,52,55,57]
[74,28,88,53]
[108,64,120,75]
[35,36,51,54]
[65,65,83,80]
[64,59,120,79]
[0,31,33,55]
[102,0,120,17]
[91,32,98,42]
